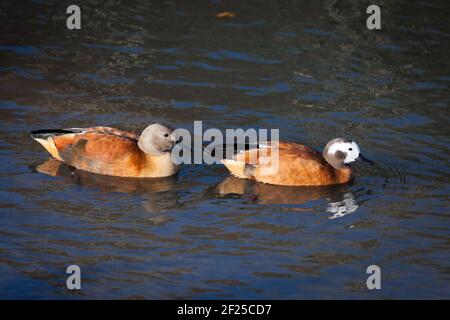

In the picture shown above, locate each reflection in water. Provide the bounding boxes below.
[33,158,180,213]
[217,176,360,218]
[34,158,177,193]
[326,193,359,219]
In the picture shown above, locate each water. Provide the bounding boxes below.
[0,0,449,299]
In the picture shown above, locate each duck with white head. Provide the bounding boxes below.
[221,137,373,186]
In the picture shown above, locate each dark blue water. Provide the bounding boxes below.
[0,0,449,299]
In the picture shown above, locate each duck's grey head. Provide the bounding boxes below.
[138,123,178,155]
[323,138,373,169]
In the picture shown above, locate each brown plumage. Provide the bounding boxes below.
[30,124,179,178]
[221,139,372,186]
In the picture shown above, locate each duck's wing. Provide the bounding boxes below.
[223,142,320,164]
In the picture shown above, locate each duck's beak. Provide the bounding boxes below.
[356,153,374,165]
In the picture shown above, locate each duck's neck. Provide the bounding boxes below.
[323,152,345,170]
[140,152,179,177]
[323,152,353,183]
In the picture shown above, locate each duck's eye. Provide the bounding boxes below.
[349,148,353,151]
[164,133,169,137]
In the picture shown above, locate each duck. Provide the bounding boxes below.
[30,124,180,178]
[221,138,373,186]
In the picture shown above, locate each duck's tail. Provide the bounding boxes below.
[29,129,80,140]
[221,159,256,179]
[30,129,78,160]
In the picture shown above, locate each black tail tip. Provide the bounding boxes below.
[29,129,74,139]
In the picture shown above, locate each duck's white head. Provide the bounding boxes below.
[323,138,373,169]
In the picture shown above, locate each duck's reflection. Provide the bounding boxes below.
[217,176,360,218]
[326,193,359,219]
[33,158,180,213]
